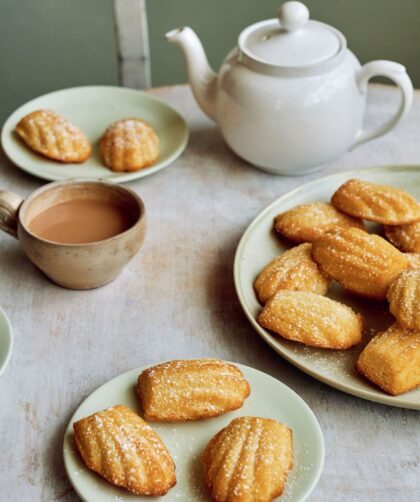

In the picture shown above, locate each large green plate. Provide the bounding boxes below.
[1,86,188,183]
[63,363,324,501]
[234,165,420,410]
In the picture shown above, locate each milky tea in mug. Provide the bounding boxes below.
[29,198,136,244]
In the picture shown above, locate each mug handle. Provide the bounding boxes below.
[0,190,23,238]
[351,60,413,149]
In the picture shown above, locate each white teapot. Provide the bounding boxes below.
[166,1,413,175]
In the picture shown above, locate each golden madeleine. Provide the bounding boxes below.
[274,201,364,243]
[384,221,420,253]
[258,291,362,349]
[203,416,293,502]
[137,359,250,422]
[100,118,159,172]
[73,405,176,495]
[387,270,420,330]
[254,243,329,304]
[15,109,91,163]
[356,324,420,395]
[331,179,420,225]
[312,227,408,299]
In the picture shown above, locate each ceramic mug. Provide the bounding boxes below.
[0,179,146,289]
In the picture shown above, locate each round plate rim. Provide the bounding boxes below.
[234,165,420,410]
[63,361,325,502]
[1,85,189,184]
[0,305,13,377]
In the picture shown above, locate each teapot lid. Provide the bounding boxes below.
[238,1,346,76]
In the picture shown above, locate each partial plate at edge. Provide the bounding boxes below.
[0,306,13,376]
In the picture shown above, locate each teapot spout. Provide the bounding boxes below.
[166,27,218,122]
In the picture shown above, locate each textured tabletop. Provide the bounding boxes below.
[0,84,419,501]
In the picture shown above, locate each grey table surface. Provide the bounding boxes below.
[0,84,419,502]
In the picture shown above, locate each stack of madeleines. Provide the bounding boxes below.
[73,359,294,501]
[255,179,420,396]
[15,109,159,172]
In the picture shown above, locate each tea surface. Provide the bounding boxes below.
[29,198,134,244]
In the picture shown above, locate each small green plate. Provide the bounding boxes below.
[234,165,420,410]
[63,363,324,501]
[0,306,13,376]
[1,86,188,183]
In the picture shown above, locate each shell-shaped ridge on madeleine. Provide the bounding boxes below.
[387,269,420,330]
[331,178,420,225]
[15,109,91,163]
[203,416,294,502]
[73,405,176,496]
[254,243,329,304]
[384,221,420,253]
[312,227,408,299]
[100,118,159,172]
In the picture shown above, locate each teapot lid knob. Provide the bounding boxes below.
[277,1,309,32]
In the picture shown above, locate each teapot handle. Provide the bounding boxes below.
[351,60,413,149]
[0,190,23,239]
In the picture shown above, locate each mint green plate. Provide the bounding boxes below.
[63,363,324,501]
[234,165,420,410]
[0,306,13,376]
[1,86,188,183]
